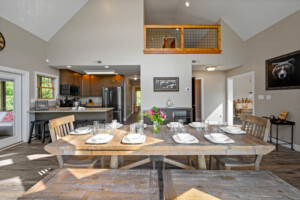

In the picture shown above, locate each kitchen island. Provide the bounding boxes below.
[29,107,114,123]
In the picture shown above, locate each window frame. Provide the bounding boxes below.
[36,75,55,100]
[34,71,58,101]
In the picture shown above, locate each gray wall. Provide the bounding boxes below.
[192,71,227,123]
[46,0,245,113]
[233,75,253,100]
[0,16,59,100]
[227,11,300,145]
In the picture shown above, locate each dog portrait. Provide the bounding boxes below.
[266,50,300,90]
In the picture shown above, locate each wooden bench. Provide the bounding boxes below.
[163,170,300,200]
[18,169,159,200]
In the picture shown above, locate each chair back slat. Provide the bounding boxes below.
[240,115,270,142]
[49,115,75,142]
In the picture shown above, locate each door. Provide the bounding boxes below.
[0,72,22,148]
[192,78,202,122]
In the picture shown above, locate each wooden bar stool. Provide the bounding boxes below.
[74,120,88,128]
[28,120,50,143]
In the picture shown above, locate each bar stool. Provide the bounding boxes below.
[28,120,50,143]
[87,119,106,125]
[74,120,89,128]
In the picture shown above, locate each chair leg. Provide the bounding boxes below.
[28,123,34,144]
[209,156,213,170]
[100,156,105,168]
[152,161,156,170]
[42,123,46,143]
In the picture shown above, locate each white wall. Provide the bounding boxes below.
[233,74,253,100]
[47,0,245,114]
[192,70,226,123]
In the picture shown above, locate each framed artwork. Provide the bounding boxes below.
[154,77,179,92]
[266,50,300,90]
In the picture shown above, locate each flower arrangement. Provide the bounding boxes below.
[144,106,167,133]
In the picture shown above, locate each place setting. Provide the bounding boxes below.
[202,122,236,144]
[169,120,199,144]
[122,120,147,144]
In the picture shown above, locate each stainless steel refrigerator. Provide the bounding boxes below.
[102,87,124,123]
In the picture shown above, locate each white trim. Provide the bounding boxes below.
[124,113,132,122]
[194,77,204,121]
[227,71,255,125]
[0,66,30,145]
[270,138,300,152]
[34,71,59,101]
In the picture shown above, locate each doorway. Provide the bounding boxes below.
[227,72,255,125]
[0,71,22,148]
[192,77,204,122]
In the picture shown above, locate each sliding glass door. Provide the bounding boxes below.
[0,72,22,148]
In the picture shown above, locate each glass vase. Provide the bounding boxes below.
[153,121,160,134]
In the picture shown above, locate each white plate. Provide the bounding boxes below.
[122,134,146,144]
[188,123,206,128]
[144,124,147,128]
[75,127,90,132]
[86,134,114,144]
[109,123,123,129]
[167,123,184,128]
[172,133,199,144]
[70,127,91,135]
[221,127,246,134]
[204,133,235,144]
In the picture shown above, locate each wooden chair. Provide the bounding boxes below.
[49,115,103,168]
[212,115,271,170]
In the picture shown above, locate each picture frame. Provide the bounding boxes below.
[266,50,300,90]
[35,100,49,111]
[154,77,179,92]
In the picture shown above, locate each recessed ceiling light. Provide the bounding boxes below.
[185,1,190,7]
[133,77,138,80]
[104,65,109,69]
[83,70,116,75]
[206,66,217,71]
[66,65,72,69]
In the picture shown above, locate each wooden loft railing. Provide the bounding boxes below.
[144,25,221,54]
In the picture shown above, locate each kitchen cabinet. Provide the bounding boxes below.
[81,75,91,96]
[90,75,101,96]
[73,73,82,86]
[99,75,124,90]
[60,69,74,85]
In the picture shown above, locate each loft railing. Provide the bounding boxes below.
[144,25,221,54]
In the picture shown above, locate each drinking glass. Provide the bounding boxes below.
[93,121,99,135]
[137,126,144,135]
[139,120,144,128]
[178,119,184,126]
[130,123,136,133]
[99,123,105,133]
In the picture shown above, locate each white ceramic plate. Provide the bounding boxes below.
[204,133,235,144]
[109,123,123,129]
[188,123,206,128]
[221,127,246,134]
[122,134,146,144]
[172,133,199,144]
[144,124,147,128]
[86,134,114,144]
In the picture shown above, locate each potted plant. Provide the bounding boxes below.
[144,106,167,133]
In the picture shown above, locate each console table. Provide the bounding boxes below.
[269,119,295,150]
[143,107,193,124]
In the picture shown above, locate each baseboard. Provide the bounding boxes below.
[0,141,24,152]
[124,113,132,122]
[270,138,300,152]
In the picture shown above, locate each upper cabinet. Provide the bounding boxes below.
[144,25,221,54]
[59,69,124,97]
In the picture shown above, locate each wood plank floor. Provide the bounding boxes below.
[0,140,299,200]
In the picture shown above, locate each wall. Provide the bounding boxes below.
[192,70,226,123]
[0,16,59,100]
[46,0,245,115]
[227,11,300,145]
[233,74,253,100]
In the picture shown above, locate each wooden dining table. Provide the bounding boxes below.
[44,125,275,169]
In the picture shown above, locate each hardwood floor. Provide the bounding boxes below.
[0,140,299,200]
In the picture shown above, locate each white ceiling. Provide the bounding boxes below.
[145,0,300,40]
[52,65,140,78]
[0,0,88,41]
[0,0,299,42]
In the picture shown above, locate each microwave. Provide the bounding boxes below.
[60,84,80,96]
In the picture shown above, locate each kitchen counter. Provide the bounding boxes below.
[29,107,113,113]
[29,107,114,123]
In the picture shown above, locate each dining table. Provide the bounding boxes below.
[44,125,275,169]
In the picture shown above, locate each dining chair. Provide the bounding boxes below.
[49,115,104,168]
[211,115,271,170]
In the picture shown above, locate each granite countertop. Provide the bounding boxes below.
[29,107,114,113]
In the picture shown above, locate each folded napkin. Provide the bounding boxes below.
[205,133,235,144]
[86,134,113,144]
[173,133,199,144]
[122,134,146,144]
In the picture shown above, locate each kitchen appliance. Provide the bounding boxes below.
[60,84,80,96]
[102,87,124,123]
[60,97,74,107]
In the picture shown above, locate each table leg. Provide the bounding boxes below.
[291,125,294,150]
[276,125,279,150]
[197,155,207,170]
[110,155,119,169]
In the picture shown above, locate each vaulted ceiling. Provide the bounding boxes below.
[145,0,300,40]
[0,0,299,41]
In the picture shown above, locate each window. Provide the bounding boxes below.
[136,90,141,107]
[0,81,13,111]
[37,76,55,99]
